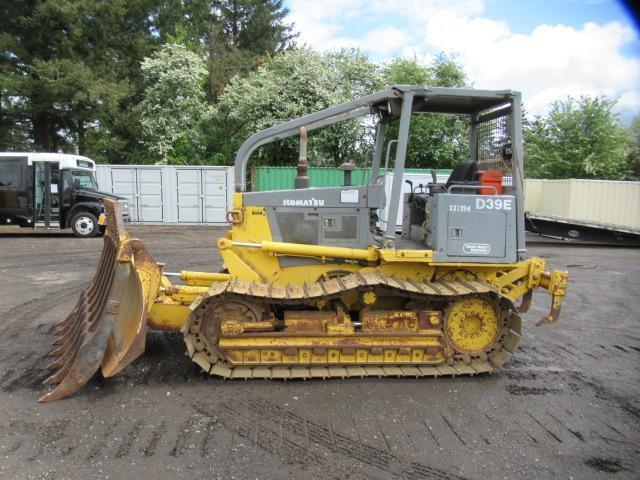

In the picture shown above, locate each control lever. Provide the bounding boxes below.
[405,179,414,191]
[405,179,414,201]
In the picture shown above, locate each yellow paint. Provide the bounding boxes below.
[219,335,442,349]
[379,248,433,262]
[219,247,263,283]
[181,271,230,286]
[213,206,551,305]
[361,291,377,305]
[148,303,190,331]
[229,206,272,244]
[141,190,566,336]
[445,298,500,354]
[376,264,436,281]
[260,240,379,262]
[233,192,243,208]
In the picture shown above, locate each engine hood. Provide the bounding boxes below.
[76,189,126,202]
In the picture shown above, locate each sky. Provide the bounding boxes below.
[284,0,640,120]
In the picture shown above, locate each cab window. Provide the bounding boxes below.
[0,160,21,187]
[70,170,97,189]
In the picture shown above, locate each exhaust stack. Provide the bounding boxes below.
[295,126,309,189]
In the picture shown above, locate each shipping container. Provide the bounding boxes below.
[524,179,640,229]
[250,166,452,191]
[96,165,234,225]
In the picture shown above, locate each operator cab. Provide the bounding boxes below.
[233,85,525,265]
[0,153,130,237]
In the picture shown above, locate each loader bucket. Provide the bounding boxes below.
[39,200,162,402]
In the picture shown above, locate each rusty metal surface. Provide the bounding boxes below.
[360,310,441,333]
[183,272,521,380]
[39,200,162,402]
[284,310,333,333]
[536,270,568,326]
[39,234,119,402]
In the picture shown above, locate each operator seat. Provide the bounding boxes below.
[444,161,478,190]
[428,161,479,195]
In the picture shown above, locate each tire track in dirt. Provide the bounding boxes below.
[568,371,640,420]
[211,397,469,480]
[115,419,146,458]
[0,390,637,480]
[0,284,84,393]
[86,419,121,460]
[0,283,83,340]
[198,402,326,469]
[142,420,167,457]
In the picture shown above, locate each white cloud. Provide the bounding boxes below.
[359,27,411,56]
[287,0,364,50]
[419,15,639,113]
[286,0,640,116]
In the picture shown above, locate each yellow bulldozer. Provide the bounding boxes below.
[40,86,568,402]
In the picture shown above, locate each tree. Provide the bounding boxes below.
[208,48,381,167]
[0,1,160,160]
[138,43,211,164]
[625,116,640,179]
[383,54,470,169]
[524,96,632,179]
[207,0,295,97]
[0,0,294,163]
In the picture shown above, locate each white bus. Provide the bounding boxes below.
[0,153,129,237]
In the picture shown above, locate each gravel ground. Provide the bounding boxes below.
[0,225,639,480]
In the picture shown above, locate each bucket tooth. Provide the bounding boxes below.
[55,306,79,331]
[54,245,116,338]
[47,254,117,360]
[47,343,70,358]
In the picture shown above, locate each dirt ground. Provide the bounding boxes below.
[0,225,638,480]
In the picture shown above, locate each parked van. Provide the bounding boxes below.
[0,153,129,237]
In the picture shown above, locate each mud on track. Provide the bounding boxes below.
[0,226,639,479]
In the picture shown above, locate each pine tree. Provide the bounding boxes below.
[0,0,295,162]
[0,0,159,160]
[207,0,295,97]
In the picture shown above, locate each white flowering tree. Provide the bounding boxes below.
[209,48,382,167]
[138,43,211,164]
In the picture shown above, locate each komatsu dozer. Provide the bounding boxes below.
[40,86,568,402]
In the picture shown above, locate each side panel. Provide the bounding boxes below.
[203,169,227,223]
[137,168,163,222]
[430,193,517,263]
[245,185,384,250]
[267,208,366,248]
[243,184,385,209]
[110,168,138,221]
[176,169,202,222]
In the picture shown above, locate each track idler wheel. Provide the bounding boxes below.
[184,297,265,373]
[444,297,501,355]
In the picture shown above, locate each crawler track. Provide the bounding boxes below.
[183,272,523,379]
